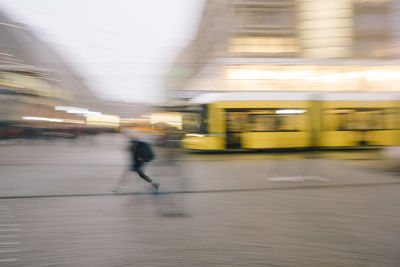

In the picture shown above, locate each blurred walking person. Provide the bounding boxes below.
[114,138,159,193]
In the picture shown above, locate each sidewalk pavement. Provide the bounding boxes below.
[0,134,399,198]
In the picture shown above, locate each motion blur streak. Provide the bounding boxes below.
[1,0,400,266]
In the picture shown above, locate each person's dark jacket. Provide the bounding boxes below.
[130,140,155,162]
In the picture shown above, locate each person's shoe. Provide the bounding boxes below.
[152,183,159,193]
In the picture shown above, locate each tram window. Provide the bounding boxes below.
[277,114,302,131]
[182,112,204,133]
[325,109,387,130]
[226,113,249,132]
[250,114,302,132]
[251,115,275,131]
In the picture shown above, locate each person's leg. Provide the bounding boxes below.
[134,161,153,183]
[135,161,159,192]
[135,168,153,183]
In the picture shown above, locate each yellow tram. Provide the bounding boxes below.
[181,92,400,151]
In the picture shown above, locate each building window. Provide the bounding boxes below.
[228,37,298,53]
[239,9,295,28]
[353,1,390,57]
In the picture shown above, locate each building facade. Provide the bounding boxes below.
[0,9,119,134]
[166,0,400,102]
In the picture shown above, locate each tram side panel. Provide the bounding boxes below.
[182,97,400,151]
[320,100,399,148]
[396,100,400,146]
[218,100,312,150]
[310,100,323,148]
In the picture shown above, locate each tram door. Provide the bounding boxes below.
[225,111,248,149]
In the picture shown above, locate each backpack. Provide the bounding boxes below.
[131,140,155,162]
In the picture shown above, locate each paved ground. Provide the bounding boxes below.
[0,134,400,266]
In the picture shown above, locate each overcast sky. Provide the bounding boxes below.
[0,0,205,104]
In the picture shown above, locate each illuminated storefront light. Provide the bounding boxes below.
[83,111,102,116]
[85,114,120,128]
[364,70,400,81]
[55,106,102,116]
[226,67,400,82]
[229,37,299,54]
[22,116,64,123]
